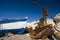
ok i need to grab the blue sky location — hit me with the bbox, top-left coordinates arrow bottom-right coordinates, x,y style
0,0 -> 60,22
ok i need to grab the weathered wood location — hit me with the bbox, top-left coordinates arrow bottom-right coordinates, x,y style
28,25 -> 52,39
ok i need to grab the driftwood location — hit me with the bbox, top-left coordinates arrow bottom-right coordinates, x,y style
52,26 -> 60,40
27,4 -> 54,39
27,8 -> 53,39
28,25 -> 52,39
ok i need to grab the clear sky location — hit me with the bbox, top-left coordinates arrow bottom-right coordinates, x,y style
0,0 -> 60,22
